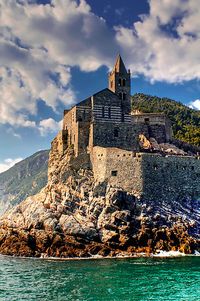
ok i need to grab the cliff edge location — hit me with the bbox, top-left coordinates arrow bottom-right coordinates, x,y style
0,134 -> 199,258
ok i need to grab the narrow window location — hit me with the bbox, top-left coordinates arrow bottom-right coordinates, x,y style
83,109 -> 86,120
102,106 -> 105,118
123,79 -> 126,86
119,92 -> 122,100
121,113 -> 125,122
145,118 -> 149,124
114,128 -> 119,138
108,107 -> 111,119
123,93 -> 126,100
111,170 -> 118,176
118,78 -> 122,86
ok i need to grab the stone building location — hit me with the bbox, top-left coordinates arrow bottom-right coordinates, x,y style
62,55 -> 172,156
55,55 -> 200,203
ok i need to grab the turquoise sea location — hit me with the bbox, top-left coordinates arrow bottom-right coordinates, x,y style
0,255 -> 199,301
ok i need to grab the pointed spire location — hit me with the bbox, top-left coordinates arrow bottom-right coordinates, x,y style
113,54 -> 127,74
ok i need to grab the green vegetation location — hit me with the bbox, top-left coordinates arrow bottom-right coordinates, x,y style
132,93 -> 200,147
0,150 -> 49,207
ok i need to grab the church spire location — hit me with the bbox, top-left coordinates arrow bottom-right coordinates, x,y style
108,55 -> 131,114
113,54 -> 128,74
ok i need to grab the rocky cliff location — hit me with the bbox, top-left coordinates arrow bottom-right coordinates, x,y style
0,135 -> 199,258
0,150 -> 49,216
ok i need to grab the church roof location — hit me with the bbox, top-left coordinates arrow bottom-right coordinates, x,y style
75,88 -> 117,108
93,88 -> 117,97
113,54 -> 127,74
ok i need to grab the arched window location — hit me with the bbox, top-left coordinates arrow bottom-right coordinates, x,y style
118,78 -> 122,86
123,79 -> 126,86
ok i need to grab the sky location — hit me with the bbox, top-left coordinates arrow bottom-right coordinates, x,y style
0,0 -> 200,172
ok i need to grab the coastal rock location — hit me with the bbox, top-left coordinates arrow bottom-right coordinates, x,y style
0,145 -> 199,258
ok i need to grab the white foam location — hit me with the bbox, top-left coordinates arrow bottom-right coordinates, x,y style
153,250 -> 186,257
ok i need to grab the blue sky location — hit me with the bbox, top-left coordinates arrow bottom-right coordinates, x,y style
0,0 -> 200,172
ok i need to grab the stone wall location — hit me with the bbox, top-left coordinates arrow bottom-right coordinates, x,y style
132,113 -> 166,125
108,70 -> 131,114
141,153 -> 200,203
92,89 -> 131,123
92,148 -> 200,204
77,121 -> 90,154
147,124 -> 168,143
61,88 -> 173,157
91,147 -> 143,195
50,130 -> 68,156
90,122 -> 140,151
132,113 -> 172,143
63,107 -> 90,156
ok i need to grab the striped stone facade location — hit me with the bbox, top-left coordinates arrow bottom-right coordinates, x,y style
61,56 -> 172,157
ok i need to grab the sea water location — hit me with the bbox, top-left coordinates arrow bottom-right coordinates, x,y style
0,255 -> 199,301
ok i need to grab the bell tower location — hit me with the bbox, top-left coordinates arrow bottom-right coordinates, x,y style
109,55 -> 131,114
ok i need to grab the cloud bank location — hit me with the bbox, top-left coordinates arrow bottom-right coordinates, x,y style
116,0 -> 200,83
0,0 -> 200,132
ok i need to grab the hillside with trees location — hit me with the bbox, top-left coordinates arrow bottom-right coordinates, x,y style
0,150 -> 49,215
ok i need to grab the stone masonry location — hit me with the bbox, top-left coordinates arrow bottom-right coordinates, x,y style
52,55 -> 200,204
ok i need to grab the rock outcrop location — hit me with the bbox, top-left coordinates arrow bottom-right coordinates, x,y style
0,135 -> 199,258
139,134 -> 189,155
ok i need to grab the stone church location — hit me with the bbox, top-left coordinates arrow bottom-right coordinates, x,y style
62,55 -> 172,156
53,55 -> 200,203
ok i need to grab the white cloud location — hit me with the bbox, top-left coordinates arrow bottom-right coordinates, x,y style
0,66 -> 36,127
0,157 -> 23,173
38,118 -> 62,136
1,0 -> 116,69
0,0 -> 117,128
189,99 -> 200,110
115,0 -> 200,83
1,0 -> 200,133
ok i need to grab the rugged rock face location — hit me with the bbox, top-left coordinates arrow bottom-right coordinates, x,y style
0,136 -> 199,258
0,150 -> 49,216
139,134 -> 194,156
